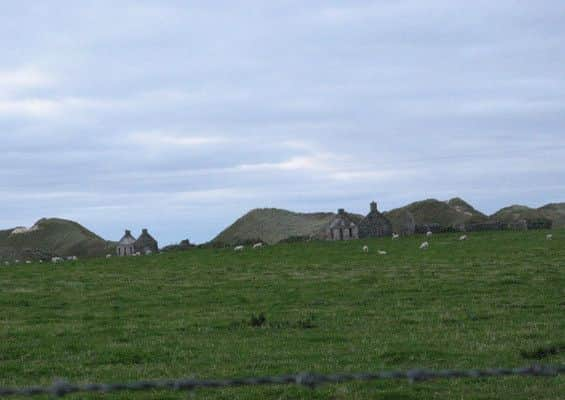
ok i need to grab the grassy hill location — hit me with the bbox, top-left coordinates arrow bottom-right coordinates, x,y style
1,230 -> 563,399
212,208 -> 340,245
489,205 -> 549,225
385,198 -> 487,229
536,203 -> 565,228
0,218 -> 112,261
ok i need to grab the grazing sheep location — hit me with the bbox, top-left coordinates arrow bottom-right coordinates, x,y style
426,231 -> 433,237
14,260 -> 20,264
105,254 -> 112,259
51,257 -> 63,263
25,260 -> 31,264
362,245 -> 369,253
4,261 -> 9,266
234,245 -> 244,251
378,250 -> 387,255
392,233 -> 400,240
253,242 -> 263,249
459,235 -> 467,241
546,234 -> 553,240
420,241 -> 429,250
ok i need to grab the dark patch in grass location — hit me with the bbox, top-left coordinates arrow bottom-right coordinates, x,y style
229,313 -> 317,330
249,312 -> 266,327
520,344 -> 564,360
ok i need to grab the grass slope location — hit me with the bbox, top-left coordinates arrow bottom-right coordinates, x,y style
538,203 -> 565,228
386,198 -> 486,228
212,208 -> 337,245
490,205 -> 546,224
0,218 -> 112,260
1,230 -> 563,399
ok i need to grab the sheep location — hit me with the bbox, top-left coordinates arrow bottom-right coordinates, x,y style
51,257 -> 63,263
546,234 -> 553,240
378,250 -> 387,255
459,235 -> 467,241
426,231 -> 433,237
105,254 -> 112,259
14,259 -> 20,264
234,245 -> 244,251
4,261 -> 9,266
392,233 -> 400,240
25,260 -> 31,264
420,241 -> 429,250
362,245 -> 369,253
253,242 -> 263,249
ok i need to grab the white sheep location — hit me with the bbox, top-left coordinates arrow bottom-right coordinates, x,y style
106,254 -> 112,259
392,233 -> 400,240
25,260 -> 31,264
234,245 -> 244,251
426,231 -> 433,237
459,235 -> 467,241
546,234 -> 553,240
253,242 -> 263,249
4,261 -> 9,266
420,241 -> 429,250
378,250 -> 387,255
51,257 -> 63,263
362,245 -> 369,253
14,259 -> 20,264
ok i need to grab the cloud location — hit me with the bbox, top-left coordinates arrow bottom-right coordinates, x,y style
126,131 -> 230,147
0,1 -> 564,243
0,66 -> 53,91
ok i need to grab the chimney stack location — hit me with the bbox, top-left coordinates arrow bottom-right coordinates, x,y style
142,228 -> 148,234
125,229 -> 131,236
370,201 -> 378,212
338,208 -> 345,215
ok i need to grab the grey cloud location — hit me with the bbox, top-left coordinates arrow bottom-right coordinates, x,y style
0,0 -> 564,243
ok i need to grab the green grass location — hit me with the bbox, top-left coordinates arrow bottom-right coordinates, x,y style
1,230 -> 564,399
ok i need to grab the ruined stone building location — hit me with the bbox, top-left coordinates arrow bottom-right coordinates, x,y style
327,209 -> 359,240
116,230 -> 136,256
116,228 -> 159,256
358,201 -> 393,238
134,228 -> 159,255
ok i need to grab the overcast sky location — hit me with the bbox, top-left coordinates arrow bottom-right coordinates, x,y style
1,1 -> 564,244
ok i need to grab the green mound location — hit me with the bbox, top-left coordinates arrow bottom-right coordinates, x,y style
212,208 -> 337,245
490,205 -> 545,223
537,203 -> 565,228
385,198 -> 486,229
0,218 -> 112,261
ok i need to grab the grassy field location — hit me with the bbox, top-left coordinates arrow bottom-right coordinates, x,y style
0,230 -> 563,399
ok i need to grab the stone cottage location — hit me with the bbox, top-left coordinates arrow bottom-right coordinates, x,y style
327,209 -> 359,240
117,230 -> 136,256
358,201 -> 393,238
134,228 -> 159,255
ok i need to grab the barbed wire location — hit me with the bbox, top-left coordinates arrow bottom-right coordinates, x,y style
0,364 -> 563,398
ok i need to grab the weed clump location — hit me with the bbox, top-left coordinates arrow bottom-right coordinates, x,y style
249,313 -> 266,327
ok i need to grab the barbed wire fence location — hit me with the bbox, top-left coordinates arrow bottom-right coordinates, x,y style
0,364 -> 563,398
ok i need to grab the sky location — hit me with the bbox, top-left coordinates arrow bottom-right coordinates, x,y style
1,0 -> 564,245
